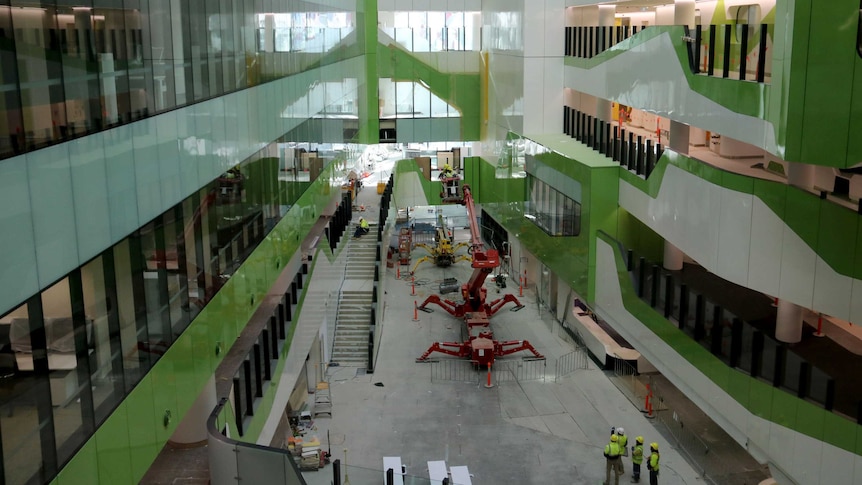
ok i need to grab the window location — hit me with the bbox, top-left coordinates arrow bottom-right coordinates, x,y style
525,176 -> 581,237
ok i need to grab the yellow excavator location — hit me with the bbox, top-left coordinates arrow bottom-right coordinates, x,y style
411,215 -> 471,274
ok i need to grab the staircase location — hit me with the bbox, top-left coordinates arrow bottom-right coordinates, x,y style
330,234 -> 377,367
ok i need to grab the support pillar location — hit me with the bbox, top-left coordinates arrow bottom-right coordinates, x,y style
775,299 -> 803,344
595,5 -> 615,123
674,0 -> 697,28
669,120 -> 690,155
663,241 -> 684,271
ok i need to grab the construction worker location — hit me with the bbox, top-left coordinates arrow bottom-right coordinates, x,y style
439,163 -> 454,179
647,442 -> 660,485
354,217 -> 369,238
604,433 -> 624,485
630,436 -> 644,483
616,427 -> 628,457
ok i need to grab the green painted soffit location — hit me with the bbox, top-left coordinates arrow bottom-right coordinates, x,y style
625,149 -> 862,280
378,43 -> 481,141
596,230 -> 862,457
564,26 -> 769,120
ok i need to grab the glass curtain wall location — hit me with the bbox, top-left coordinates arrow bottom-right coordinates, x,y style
379,10 -> 480,52
0,2 -> 355,161
0,138 -> 306,485
525,175 -> 581,237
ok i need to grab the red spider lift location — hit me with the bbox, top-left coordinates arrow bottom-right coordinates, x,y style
416,183 -> 544,367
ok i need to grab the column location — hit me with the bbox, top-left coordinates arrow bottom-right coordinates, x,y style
595,5 -> 615,122
663,241 -> 684,271
263,13 -> 275,53
669,120 -> 690,155
775,299 -> 803,343
674,0 -> 697,27
787,162 -> 815,191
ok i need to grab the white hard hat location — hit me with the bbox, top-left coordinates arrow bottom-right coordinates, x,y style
617,427 -> 625,435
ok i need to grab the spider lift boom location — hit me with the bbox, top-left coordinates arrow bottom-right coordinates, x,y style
416,183 -> 544,367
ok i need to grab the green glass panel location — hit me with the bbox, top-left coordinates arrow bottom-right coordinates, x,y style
770,388 -> 798,428
726,369 -> 751,408
795,400 -> 825,441
95,401 -> 133,484
56,438 -> 99,485
783,186 -> 821,249
822,412 -> 857,453
125,376 -> 159,480
816,202 -> 859,275
749,382 -> 774,420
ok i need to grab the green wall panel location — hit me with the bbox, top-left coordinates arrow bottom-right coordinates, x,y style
748,381 -> 774,420
782,187 -> 821,248
721,170 -> 754,194
57,439 -> 98,485
125,376 -> 159,480
846,52 -> 862,164
816,202 -> 859,273
770,389 -> 798,429
95,401 -> 133,484
150,357 -> 180,444
822,412 -> 857,453
169,331 -> 197,419
799,0 -> 854,165
795,400 -> 825,441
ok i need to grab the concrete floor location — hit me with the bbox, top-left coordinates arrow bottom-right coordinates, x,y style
300,241 -> 705,485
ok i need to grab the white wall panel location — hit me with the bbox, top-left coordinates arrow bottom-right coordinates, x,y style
0,157 -> 39,314
854,453 -> 862,484
28,144 -> 80,286
130,121 -> 161,225
778,225 -> 816,308
714,190 -> 753,284
523,0 -> 543,57
542,58 -> 564,134
812,257 -> 852,321
819,445 -> 854,485
747,198 -> 783,296
564,33 -> 778,155
544,0 -> 565,57
68,134 -> 110,265
622,164 -> 861,321
522,57 -> 544,131
786,428 -> 822,483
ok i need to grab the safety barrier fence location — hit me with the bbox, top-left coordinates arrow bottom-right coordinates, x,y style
564,24 -> 772,84
554,349 -> 590,382
563,106 -> 663,179
683,24 -> 772,83
564,25 -> 647,58
208,398 -> 307,485
429,348 -> 588,384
